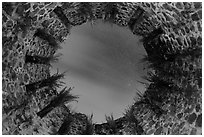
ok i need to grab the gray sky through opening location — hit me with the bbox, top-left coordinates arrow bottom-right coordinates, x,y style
51,20 -> 148,123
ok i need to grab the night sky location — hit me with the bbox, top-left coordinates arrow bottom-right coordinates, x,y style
51,20 -> 149,123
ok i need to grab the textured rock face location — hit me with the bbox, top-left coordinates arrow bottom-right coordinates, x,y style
2,2 -> 202,135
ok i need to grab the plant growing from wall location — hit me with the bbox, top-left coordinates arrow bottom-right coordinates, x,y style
143,36 -> 201,76
105,114 -> 118,134
166,46 -> 202,62
77,2 -> 94,21
82,114 -> 94,135
142,35 -> 174,68
25,52 -> 62,65
144,44 -> 201,93
143,71 -> 174,90
25,71 -> 65,95
2,2 -> 202,135
140,72 -> 178,113
135,89 -> 167,118
142,26 -> 164,44
37,87 -> 78,118
53,6 -> 73,29
57,114 -> 74,135
141,53 -> 167,75
128,6 -> 145,32
103,2 -> 119,24
144,48 -> 201,102
124,105 -> 144,135
33,28 -> 60,50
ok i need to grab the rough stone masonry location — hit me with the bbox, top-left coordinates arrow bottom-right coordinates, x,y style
2,2 -> 202,135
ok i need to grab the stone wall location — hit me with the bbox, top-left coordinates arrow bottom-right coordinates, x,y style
2,2 -> 202,135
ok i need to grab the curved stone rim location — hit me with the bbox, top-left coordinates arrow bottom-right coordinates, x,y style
2,2 -> 202,135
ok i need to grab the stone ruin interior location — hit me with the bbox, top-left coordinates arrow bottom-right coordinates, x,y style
2,2 -> 202,135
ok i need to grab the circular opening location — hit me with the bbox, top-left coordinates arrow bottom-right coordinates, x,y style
51,20 -> 149,123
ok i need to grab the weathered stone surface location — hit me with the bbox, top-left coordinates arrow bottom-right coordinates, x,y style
197,10 -> 202,19
191,12 -> 200,21
154,127 -> 163,135
175,2 -> 183,10
148,120 -> 155,127
178,122 -> 185,129
2,2 -> 202,135
184,106 -> 194,114
195,114 -> 202,127
177,113 -> 183,119
195,104 -> 200,112
188,113 -> 197,124
147,129 -> 155,135
193,2 -> 201,9
190,128 -> 197,135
